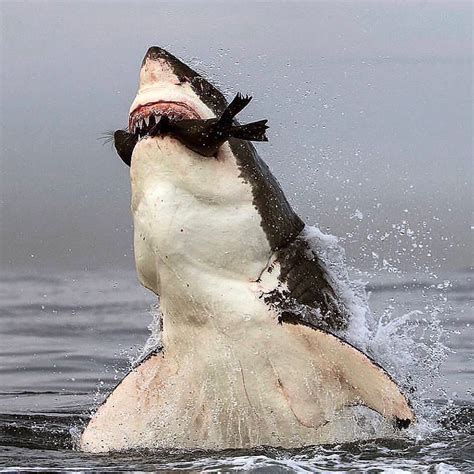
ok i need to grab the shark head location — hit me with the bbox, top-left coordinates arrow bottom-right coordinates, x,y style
113,47 -> 231,166
129,47 -> 228,137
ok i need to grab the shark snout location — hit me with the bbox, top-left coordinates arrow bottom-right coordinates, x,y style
139,46 -> 199,90
142,46 -> 175,64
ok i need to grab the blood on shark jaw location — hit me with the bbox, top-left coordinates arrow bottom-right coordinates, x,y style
129,101 -> 201,139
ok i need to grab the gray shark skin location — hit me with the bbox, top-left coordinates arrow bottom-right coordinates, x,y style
81,47 -> 415,453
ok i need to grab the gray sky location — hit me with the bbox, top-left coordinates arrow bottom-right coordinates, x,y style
1,1 -> 472,273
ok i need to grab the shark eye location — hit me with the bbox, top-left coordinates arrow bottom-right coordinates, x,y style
177,76 -> 191,85
192,77 -> 207,92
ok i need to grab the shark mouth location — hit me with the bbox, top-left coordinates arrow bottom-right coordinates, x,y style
129,101 -> 201,137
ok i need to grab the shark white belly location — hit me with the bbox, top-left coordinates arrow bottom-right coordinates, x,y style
80,47 -> 415,453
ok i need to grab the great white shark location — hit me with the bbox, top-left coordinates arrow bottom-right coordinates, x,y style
80,47 -> 415,452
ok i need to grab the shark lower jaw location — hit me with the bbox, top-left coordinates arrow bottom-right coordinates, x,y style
129,101 -> 201,136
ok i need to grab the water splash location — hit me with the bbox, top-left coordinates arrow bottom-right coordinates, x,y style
302,224 -> 451,431
134,303 -> 163,365
303,225 -> 373,346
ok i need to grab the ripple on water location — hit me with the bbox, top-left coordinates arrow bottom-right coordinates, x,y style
0,398 -> 472,471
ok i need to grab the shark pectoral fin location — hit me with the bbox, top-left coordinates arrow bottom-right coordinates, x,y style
276,323 -> 415,432
312,328 -> 416,428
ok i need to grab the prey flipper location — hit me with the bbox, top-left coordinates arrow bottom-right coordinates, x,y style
220,93 -> 252,123
231,120 -> 268,142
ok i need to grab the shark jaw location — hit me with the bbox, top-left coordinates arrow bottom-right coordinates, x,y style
129,101 -> 200,137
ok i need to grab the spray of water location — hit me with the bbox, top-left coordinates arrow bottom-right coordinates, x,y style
302,224 -> 452,439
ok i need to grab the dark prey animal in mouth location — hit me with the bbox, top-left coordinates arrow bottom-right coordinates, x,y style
114,93 -> 269,165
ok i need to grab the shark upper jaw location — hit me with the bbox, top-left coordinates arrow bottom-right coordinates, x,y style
128,86 -> 212,139
129,101 -> 201,137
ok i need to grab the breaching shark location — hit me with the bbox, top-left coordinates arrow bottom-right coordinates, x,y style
80,47 -> 415,453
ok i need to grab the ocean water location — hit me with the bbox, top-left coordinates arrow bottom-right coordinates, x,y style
0,267 -> 472,471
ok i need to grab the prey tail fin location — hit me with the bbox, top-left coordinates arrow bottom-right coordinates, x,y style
220,93 -> 252,123
230,120 -> 269,142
